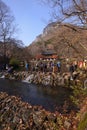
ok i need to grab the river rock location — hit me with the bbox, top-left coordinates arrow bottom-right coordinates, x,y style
64,120 -> 71,129
0,92 -> 86,130
33,111 -> 46,126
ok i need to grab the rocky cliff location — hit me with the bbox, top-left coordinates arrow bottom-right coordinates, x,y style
28,22 -> 87,59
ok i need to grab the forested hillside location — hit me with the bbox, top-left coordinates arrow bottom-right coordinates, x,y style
28,22 -> 87,59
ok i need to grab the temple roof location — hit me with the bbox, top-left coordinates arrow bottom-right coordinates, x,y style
41,49 -> 57,55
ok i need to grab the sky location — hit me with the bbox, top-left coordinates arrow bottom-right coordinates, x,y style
2,0 -> 51,46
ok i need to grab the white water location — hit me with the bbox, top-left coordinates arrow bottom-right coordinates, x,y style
22,74 -> 34,83
0,75 -> 5,78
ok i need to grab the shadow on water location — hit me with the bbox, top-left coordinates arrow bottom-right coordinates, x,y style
0,78 -> 72,112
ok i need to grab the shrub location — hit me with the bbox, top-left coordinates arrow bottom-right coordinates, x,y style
9,58 -> 20,70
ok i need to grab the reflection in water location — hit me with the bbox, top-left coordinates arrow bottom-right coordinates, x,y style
0,78 -> 72,112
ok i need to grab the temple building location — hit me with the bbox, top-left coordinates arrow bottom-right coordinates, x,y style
36,49 -> 58,60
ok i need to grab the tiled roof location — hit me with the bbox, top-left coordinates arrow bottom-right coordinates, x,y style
41,49 -> 56,55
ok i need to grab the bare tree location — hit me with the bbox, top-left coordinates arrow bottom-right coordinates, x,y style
39,0 -> 87,59
41,0 -> 87,28
0,0 -> 17,67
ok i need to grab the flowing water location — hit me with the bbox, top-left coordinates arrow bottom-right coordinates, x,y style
0,78 -> 72,112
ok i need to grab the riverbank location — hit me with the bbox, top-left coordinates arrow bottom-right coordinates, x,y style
0,92 -> 87,130
1,69 -> 87,88
0,92 -> 84,130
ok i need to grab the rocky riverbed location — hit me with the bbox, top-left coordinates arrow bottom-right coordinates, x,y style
1,69 -> 87,88
0,92 -> 87,130
0,92 -> 83,130
0,69 -> 87,129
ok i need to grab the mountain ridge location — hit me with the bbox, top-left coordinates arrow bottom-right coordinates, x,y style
27,22 -> 87,59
